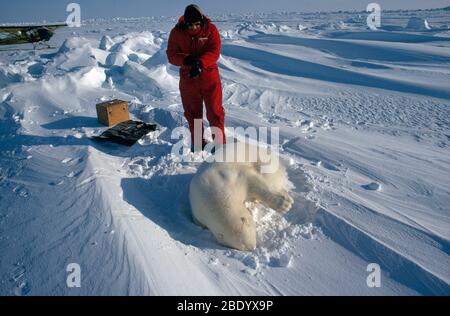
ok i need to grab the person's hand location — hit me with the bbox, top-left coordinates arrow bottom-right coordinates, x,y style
189,60 -> 202,78
184,55 -> 197,66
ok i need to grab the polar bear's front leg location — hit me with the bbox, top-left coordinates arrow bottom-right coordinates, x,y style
247,176 -> 294,213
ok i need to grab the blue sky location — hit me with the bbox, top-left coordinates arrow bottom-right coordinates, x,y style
1,0 -> 449,23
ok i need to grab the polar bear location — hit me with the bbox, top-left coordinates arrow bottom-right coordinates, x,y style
189,142 -> 294,251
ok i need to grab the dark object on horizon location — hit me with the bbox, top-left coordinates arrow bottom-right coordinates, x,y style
92,120 -> 158,146
0,23 -> 67,48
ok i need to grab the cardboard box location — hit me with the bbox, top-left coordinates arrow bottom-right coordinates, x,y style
96,99 -> 129,126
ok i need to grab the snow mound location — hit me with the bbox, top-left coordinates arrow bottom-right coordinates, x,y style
99,35 -> 115,50
53,37 -> 109,69
105,52 -> 129,67
107,31 -> 163,63
236,21 -> 297,35
313,21 -> 348,31
221,30 -> 236,40
0,67 -> 23,89
406,17 -> 432,31
142,44 -> 169,68
297,24 -> 308,31
74,66 -> 106,88
126,61 -> 176,91
39,66 -> 106,93
106,60 -> 177,100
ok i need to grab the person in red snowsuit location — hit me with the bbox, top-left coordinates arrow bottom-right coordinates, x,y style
166,4 -> 226,151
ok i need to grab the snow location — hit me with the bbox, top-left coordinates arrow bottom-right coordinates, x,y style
406,17 -> 432,31
0,9 -> 449,295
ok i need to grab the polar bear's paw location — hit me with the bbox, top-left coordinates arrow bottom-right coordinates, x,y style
266,190 -> 294,213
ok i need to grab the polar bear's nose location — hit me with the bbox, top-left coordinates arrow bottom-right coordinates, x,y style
241,244 -> 256,251
240,239 -> 256,251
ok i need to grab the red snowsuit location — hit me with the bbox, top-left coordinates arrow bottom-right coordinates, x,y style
166,16 -> 225,145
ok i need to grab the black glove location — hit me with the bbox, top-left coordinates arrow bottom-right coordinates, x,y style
183,55 -> 197,66
189,60 -> 202,78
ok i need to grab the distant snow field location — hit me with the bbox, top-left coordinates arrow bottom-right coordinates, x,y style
0,9 -> 449,295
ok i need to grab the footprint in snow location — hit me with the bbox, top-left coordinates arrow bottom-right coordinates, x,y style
313,160 -> 340,171
362,182 -> 381,191
49,179 -> 64,186
61,158 -> 73,164
10,264 -> 30,296
12,185 -> 29,197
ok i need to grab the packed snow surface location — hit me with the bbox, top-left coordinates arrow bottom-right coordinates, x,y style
0,9 -> 449,295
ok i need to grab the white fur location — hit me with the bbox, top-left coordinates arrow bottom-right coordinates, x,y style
189,142 -> 294,251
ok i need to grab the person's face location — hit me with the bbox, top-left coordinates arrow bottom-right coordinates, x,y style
188,21 -> 202,33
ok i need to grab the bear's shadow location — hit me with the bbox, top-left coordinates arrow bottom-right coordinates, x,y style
121,174 -> 225,250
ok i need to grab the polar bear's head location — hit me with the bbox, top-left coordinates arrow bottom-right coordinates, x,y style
215,213 -> 256,251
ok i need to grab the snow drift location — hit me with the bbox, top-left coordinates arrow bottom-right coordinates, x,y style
406,17 -> 432,31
